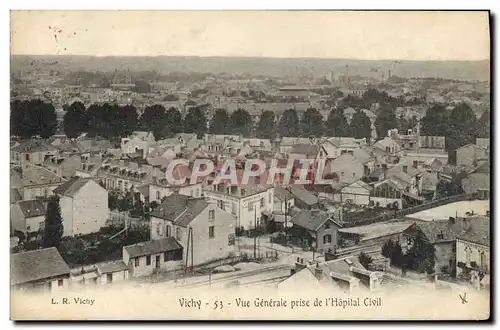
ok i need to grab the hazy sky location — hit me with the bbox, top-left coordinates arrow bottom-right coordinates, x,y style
11,11 -> 490,60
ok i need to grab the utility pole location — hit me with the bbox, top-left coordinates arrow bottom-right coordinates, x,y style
253,207 -> 257,260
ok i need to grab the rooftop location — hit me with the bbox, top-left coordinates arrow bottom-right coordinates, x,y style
124,237 -> 182,259
11,247 -> 70,286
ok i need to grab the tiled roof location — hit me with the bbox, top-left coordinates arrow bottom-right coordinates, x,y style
407,220 -> 465,243
457,216 -> 490,247
17,199 -> 46,218
291,209 -> 332,231
11,140 -> 57,153
289,185 -> 318,206
151,193 -> 208,227
21,167 -> 66,186
124,237 -> 182,259
96,260 -> 129,274
53,177 -> 92,197
11,247 -> 70,286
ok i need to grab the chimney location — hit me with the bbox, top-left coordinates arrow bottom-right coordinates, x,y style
314,265 -> 323,280
294,257 -> 307,272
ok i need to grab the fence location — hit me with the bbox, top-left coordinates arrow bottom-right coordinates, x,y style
107,211 -> 150,230
341,193 -> 476,228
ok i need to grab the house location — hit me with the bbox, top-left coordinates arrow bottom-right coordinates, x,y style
10,188 -> 22,204
317,137 -> 364,160
96,260 -> 130,285
326,153 -> 365,183
402,219 -> 466,275
280,257 -> 386,293
11,140 -> 59,168
456,216 -> 490,289
123,237 -> 184,278
203,183 -> 274,230
43,154 -> 82,179
16,167 -> 66,200
338,220 -> 414,250
11,247 -> 71,292
289,209 -> 342,253
476,138 -> 490,151
121,131 -> 156,158
98,160 -> 153,194
331,180 -> 372,206
10,199 -> 46,241
288,144 -> 319,161
54,177 -> 108,237
352,147 -> 376,175
288,185 -> 318,210
373,137 -> 401,155
461,164 -> 490,199
456,144 -> 488,168
273,186 -> 295,214
150,194 -> 236,267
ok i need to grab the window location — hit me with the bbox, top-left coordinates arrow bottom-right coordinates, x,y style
134,258 -> 139,267
228,234 -> 235,246
385,147 -> 390,153
260,198 -> 265,208
156,191 -> 161,201
58,279 -> 64,287
218,200 -> 224,209
26,225 -> 31,232
323,234 -> 332,244
209,226 -> 215,239
241,189 -> 246,196
324,222 -> 330,230
166,225 -> 171,237
146,255 -> 151,266
176,228 -> 182,240
25,153 -> 30,161
156,223 -> 162,236
107,274 -> 113,284
465,247 -> 471,264
209,210 -> 215,220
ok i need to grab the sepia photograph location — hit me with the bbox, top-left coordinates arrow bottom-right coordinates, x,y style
9,10 -> 491,321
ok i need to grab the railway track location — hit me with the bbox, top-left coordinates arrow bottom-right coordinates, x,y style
175,264 -> 292,289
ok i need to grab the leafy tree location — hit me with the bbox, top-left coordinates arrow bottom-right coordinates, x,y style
209,108 -> 230,135
115,105 -> 138,137
42,195 -> 64,248
349,110 -> 372,141
421,104 -> 449,136
11,100 -> 58,139
381,239 -> 395,258
256,110 -> 276,139
326,108 -> 350,137
230,108 -> 253,137
447,103 -> 477,155
403,232 -> 435,274
476,110 -> 490,139
183,106 -> 207,138
163,107 -> 184,138
391,241 -> 404,267
277,109 -> 300,137
358,252 -> 373,269
108,192 -> 120,210
36,100 -> 58,138
375,105 -> 398,139
85,103 -> 105,138
141,104 -> 166,140
300,108 -> 325,138
63,101 -> 87,139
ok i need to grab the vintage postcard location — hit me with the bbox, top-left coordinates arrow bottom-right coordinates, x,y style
10,10 -> 490,320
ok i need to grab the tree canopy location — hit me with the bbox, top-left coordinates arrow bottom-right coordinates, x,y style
300,108 -> 325,138
277,109 -> 300,137
42,195 -> 64,248
256,110 -> 276,139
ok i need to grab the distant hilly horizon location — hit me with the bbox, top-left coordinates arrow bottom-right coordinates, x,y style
11,55 -> 490,82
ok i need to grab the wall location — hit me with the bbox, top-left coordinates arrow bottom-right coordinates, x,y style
316,220 -> 338,253
70,180 -> 108,236
434,241 -> 455,274
457,146 -> 487,167
23,184 -> 60,200
274,198 -> 295,214
340,186 -> 370,206
10,204 -> 26,234
370,197 -> 403,209
99,270 -> 129,285
127,254 -> 183,278
185,203 -> 236,266
456,239 -> 490,275
59,196 -> 74,237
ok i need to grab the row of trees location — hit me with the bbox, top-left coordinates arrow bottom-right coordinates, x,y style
421,103 -> 490,153
381,238 -> 436,274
